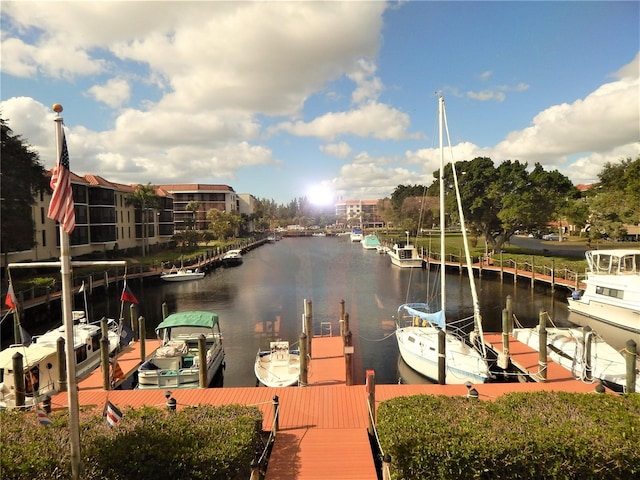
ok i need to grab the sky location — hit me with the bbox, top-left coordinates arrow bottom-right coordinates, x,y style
1,1 -> 638,206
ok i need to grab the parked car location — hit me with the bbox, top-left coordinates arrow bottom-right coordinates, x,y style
542,233 -> 567,241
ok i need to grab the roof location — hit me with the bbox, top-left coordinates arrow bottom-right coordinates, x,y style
155,311 -> 220,331
158,184 -> 236,193
0,344 -> 58,370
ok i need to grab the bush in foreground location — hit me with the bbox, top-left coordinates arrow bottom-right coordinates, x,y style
1,404 -> 263,480
377,391 -> 640,480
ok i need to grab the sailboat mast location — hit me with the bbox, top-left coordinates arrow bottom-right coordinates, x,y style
438,96 -> 446,311
442,99 -> 487,357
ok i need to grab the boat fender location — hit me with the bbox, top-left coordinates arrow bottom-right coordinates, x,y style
571,290 -> 583,300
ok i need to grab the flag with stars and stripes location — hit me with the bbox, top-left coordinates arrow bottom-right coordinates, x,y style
47,130 -> 76,234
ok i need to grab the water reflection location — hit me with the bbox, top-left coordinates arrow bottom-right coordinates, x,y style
52,237 -> 639,387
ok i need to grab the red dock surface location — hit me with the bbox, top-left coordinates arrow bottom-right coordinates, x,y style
50,333 -> 608,479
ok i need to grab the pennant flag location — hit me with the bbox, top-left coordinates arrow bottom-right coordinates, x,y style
47,129 -> 76,234
119,322 -> 135,347
105,401 -> 122,428
112,361 -> 125,382
5,283 -> 16,310
20,325 -> 32,347
78,281 -> 85,293
120,281 -> 138,304
37,407 -> 53,426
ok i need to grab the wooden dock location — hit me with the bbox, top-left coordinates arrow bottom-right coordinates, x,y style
48,332 -> 609,479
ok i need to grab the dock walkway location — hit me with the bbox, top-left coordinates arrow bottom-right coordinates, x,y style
50,334 -> 606,479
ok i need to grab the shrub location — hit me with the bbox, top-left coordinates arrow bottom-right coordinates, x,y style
377,392 -> 640,480
1,404 -> 263,480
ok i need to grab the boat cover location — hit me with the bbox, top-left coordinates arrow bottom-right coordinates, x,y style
0,344 -> 57,370
155,311 -> 219,332
399,303 -> 446,329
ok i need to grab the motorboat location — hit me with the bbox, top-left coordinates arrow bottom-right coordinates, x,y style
137,311 -> 225,389
349,228 -> 363,242
362,234 -> 382,250
567,249 -> 640,334
0,311 -> 121,409
160,266 -> 205,282
376,245 -> 389,254
221,249 -> 243,267
388,231 -> 423,268
512,325 -> 639,393
395,96 -> 492,385
254,341 -> 300,387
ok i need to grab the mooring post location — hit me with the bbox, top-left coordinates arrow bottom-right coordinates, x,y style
345,330 -> 353,386
538,310 -> 547,382
42,395 -> 52,413
366,369 -> 376,436
438,328 -> 446,385
56,337 -> 66,391
340,299 -> 345,322
382,454 -> 392,480
138,316 -> 146,362
551,259 -> 556,293
583,326 -> 593,382
299,331 -> 308,387
198,334 -> 207,388
162,302 -> 168,320
273,395 -> 280,432
625,340 -> 637,393
100,336 -> 110,390
506,295 -> 513,333
12,353 -> 26,408
129,304 -> 137,340
498,308 -> 510,369
343,312 -> 350,345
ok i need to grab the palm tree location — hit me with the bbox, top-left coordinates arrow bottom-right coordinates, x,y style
125,183 -> 159,256
185,200 -> 201,230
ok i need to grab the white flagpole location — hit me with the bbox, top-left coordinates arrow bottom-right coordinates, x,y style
53,105 -> 82,479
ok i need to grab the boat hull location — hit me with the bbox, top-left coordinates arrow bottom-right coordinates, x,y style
512,327 -> 639,392
395,325 -> 489,385
161,272 -> 205,282
568,296 -> 640,335
254,342 -> 300,387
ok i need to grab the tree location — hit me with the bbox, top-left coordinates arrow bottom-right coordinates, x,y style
185,200 -> 201,230
1,119 -> 49,262
206,208 -> 241,240
125,183 -> 159,256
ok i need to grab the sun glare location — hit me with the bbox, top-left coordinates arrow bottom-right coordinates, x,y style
306,184 -> 334,206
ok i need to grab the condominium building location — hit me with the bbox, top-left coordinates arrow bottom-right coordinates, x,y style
334,199 -> 385,228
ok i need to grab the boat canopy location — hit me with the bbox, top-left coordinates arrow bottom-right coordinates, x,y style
0,344 -> 57,370
586,249 -> 640,274
399,303 -> 446,329
155,311 -> 219,333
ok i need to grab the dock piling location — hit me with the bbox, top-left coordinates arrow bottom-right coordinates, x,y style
299,332 -> 308,387
138,316 -> 146,362
537,310 -> 548,382
56,337 -> 66,391
345,330 -> 353,386
11,353 -> 25,408
198,334 -> 207,388
273,395 -> 279,432
366,370 -> 376,436
498,308 -> 510,369
437,328 -> 446,385
625,340 -> 637,393
100,336 -> 110,390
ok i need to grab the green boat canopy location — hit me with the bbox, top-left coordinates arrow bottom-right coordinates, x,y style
155,311 -> 219,332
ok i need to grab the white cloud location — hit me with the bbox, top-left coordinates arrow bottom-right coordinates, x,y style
87,78 -> 131,108
320,142 -> 352,159
275,102 -> 419,141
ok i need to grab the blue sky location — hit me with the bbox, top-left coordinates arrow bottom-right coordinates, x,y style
1,1 -> 638,206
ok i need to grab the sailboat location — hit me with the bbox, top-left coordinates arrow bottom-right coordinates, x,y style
395,96 -> 492,385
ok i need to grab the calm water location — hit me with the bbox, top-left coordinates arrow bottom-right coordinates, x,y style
28,237 -> 637,386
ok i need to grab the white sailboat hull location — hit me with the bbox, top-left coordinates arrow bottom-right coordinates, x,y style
396,325 -> 490,385
512,326 -> 639,392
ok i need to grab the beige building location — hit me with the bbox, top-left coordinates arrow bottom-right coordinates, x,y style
158,184 -> 240,232
2,173 -> 174,268
334,199 -> 385,228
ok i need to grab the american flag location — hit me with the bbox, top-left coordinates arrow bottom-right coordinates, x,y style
47,130 -> 76,233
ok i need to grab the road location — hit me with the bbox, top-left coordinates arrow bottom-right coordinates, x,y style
507,235 -> 587,259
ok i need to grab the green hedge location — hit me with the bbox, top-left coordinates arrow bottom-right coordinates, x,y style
1,404 -> 263,480
377,392 -> 640,480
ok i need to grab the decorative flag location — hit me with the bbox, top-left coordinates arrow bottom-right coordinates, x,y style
120,281 -> 138,304
105,400 -> 122,428
47,130 -> 76,234
118,322 -> 135,347
37,407 -> 53,426
20,326 -> 32,347
5,283 -> 16,310
112,361 -> 125,382
78,281 -> 85,293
